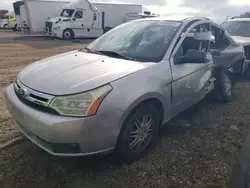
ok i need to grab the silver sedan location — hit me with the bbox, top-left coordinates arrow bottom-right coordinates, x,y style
4,16 -> 245,161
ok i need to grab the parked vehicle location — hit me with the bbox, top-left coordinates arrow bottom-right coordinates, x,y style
13,1 -> 25,32
228,132 -> 250,188
8,16 -> 21,31
0,14 -> 14,29
221,17 -> 250,74
13,0 -> 70,34
4,17 -> 245,161
44,0 -> 142,39
125,11 -> 159,22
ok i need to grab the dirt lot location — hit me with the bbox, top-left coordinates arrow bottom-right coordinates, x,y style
0,30 -> 250,188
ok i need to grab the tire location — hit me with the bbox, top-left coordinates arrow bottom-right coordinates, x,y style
4,24 -> 7,29
213,69 -> 233,102
62,29 -> 74,40
230,60 -> 245,84
116,102 -> 160,161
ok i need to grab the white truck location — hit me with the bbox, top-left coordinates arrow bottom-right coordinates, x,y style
125,11 -> 159,22
0,13 -> 15,29
13,0 -> 69,34
44,0 -> 143,40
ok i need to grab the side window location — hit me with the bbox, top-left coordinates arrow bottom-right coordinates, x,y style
74,11 -> 83,19
175,23 -> 210,58
211,26 -> 231,50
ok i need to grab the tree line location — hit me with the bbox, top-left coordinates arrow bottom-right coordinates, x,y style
239,12 -> 250,18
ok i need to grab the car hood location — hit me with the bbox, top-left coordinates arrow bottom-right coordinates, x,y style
18,50 -> 151,95
232,36 -> 250,46
48,16 -> 70,23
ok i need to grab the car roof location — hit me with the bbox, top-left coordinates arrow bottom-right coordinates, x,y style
133,16 -> 210,23
227,18 -> 250,22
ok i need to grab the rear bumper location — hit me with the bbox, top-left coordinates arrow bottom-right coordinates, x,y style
243,60 -> 250,74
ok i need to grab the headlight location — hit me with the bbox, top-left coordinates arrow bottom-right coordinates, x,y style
49,84 -> 112,117
53,26 -> 60,30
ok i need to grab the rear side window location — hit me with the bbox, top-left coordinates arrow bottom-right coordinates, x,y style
211,26 -> 231,50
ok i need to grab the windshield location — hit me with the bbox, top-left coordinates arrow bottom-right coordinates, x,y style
87,20 -> 182,62
222,20 -> 250,37
60,9 -> 75,18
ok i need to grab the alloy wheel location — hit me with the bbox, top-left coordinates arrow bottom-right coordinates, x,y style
128,115 -> 154,153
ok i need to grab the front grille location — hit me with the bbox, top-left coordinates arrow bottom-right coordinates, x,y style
15,89 -> 59,115
15,83 -> 48,102
244,46 -> 250,60
45,21 -> 52,32
14,81 -> 59,115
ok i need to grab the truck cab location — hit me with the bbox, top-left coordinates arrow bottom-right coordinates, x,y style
44,0 -> 142,40
44,0 -> 102,39
44,7 -> 102,40
0,14 -> 14,29
8,17 -> 17,31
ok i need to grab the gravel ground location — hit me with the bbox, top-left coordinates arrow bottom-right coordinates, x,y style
0,30 -> 250,188
0,30 -> 86,144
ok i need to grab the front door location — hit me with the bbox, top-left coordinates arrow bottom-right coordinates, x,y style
170,22 -> 213,116
72,10 -> 84,37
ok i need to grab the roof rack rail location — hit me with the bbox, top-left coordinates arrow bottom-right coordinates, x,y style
231,16 -> 240,19
182,16 -> 210,21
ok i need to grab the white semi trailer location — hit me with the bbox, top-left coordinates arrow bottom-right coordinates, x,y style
44,0 -> 143,39
13,0 -> 70,33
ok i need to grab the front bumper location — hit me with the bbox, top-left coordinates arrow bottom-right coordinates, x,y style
4,84 -> 123,156
43,27 -> 61,38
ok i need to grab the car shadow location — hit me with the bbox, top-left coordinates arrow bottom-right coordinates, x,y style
0,93 -> 224,188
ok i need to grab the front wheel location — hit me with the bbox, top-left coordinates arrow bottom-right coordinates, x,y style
4,24 -> 7,29
116,103 -> 160,161
62,29 -> 74,40
213,69 -> 233,102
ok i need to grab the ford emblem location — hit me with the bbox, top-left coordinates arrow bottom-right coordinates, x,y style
18,87 -> 28,97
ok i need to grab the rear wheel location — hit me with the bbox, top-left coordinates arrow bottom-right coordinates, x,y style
116,103 -> 160,161
213,69 -> 233,102
12,25 -> 16,31
62,29 -> 74,40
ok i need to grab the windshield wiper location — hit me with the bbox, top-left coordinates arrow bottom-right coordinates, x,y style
79,49 -> 135,61
97,50 -> 134,61
79,47 -> 104,55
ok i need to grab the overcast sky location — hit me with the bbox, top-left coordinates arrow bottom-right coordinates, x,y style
1,0 -> 250,23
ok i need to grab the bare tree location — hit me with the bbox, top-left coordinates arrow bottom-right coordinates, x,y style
0,10 -> 8,19
240,12 -> 250,18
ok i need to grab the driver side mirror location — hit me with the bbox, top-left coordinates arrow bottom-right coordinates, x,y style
175,49 -> 207,64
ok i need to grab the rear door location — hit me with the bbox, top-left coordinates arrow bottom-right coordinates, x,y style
210,24 -> 239,69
